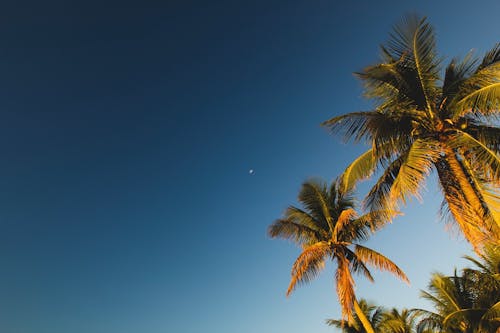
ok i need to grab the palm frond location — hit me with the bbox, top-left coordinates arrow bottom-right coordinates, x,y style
477,43 -> 500,71
284,206 -> 328,235
389,139 -> 440,205
354,244 -> 409,283
298,180 -> 333,231
268,218 -> 322,246
452,63 -> 500,118
322,111 -> 384,143
333,208 -> 358,242
466,122 -> 500,154
437,149 -> 500,248
385,14 -> 440,114
448,130 -> 500,181
287,241 -> 331,296
345,247 -> 375,283
340,149 -> 377,193
353,209 -> 401,234
441,52 -> 478,115
363,153 -> 406,214
481,301 -> 500,324
336,255 -> 357,321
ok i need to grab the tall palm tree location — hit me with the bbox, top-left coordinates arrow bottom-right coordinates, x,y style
326,299 -> 385,333
322,15 -> 500,251
268,178 -> 409,333
415,245 -> 500,333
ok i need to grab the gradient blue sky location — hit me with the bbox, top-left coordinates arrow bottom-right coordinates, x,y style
0,1 -> 498,332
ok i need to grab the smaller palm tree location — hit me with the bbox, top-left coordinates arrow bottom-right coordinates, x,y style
379,308 -> 420,333
415,245 -> 500,333
268,178 -> 409,333
326,299 -> 385,333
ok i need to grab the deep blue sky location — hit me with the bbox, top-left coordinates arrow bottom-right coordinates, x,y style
0,1 -> 498,332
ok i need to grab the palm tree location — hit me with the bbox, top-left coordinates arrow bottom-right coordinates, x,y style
379,308 -> 419,333
415,245 -> 500,333
326,299 -> 385,333
268,178 -> 409,333
322,15 -> 500,251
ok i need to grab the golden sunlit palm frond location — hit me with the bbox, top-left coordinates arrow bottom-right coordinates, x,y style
448,130 -> 500,181
354,210 -> 401,233
436,158 -> 493,250
389,139 -> 440,206
444,148 -> 500,242
333,208 -> 358,242
345,247 -> 375,283
287,241 -> 331,296
354,244 -> 409,284
336,255 -> 357,321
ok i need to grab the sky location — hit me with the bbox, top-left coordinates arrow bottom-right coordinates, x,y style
0,1 -> 498,332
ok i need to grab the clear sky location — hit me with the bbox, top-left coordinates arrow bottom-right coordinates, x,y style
0,1 -> 498,332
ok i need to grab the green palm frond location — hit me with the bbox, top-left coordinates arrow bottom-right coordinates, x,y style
464,243 -> 500,275
452,63 -> 500,118
340,149 -> 377,193
268,218 -> 322,246
297,180 -> 333,231
480,301 -> 500,325
322,111 -> 384,143
477,43 -> 500,72
283,206 -> 328,235
415,312 -> 444,333
327,299 -> 384,333
355,61 -> 414,109
384,14 -> 440,113
441,52 -> 478,115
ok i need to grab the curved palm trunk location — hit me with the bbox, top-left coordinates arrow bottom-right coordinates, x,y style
353,298 -> 375,333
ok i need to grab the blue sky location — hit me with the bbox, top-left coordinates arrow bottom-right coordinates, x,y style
0,1 -> 498,332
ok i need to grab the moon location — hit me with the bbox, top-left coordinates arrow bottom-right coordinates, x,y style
249,169 -> 255,175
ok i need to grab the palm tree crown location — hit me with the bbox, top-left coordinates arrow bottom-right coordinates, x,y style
416,245 -> 500,333
322,15 -> 500,250
268,178 -> 409,322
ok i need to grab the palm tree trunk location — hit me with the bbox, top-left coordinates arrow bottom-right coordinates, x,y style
353,298 -> 375,333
